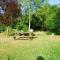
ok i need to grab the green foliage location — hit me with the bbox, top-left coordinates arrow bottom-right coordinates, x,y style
31,5 -> 60,34
16,16 -> 29,32
0,16 -> 3,20
44,5 -> 56,31
5,26 -> 15,36
31,14 -> 43,30
53,8 -> 60,34
0,2 -> 60,35
0,24 -> 5,33
44,5 -> 60,34
22,25 -> 28,32
30,5 -> 47,30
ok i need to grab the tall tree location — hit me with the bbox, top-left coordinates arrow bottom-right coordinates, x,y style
19,0 -> 45,15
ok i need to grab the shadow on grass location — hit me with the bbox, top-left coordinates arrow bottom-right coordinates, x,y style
37,56 -> 45,60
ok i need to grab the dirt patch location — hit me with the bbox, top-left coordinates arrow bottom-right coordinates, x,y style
48,35 -> 60,41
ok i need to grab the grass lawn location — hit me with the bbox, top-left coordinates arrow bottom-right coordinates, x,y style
0,31 -> 60,60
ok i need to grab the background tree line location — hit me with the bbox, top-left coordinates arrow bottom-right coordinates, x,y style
0,0 -> 60,35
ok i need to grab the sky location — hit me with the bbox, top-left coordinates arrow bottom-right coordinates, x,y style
48,0 -> 60,5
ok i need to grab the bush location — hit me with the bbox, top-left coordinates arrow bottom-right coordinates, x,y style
22,25 -> 28,32
16,21 -> 28,32
15,16 -> 29,32
5,26 -> 15,36
0,24 -> 5,33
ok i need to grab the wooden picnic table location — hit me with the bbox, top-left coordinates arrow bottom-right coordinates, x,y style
13,32 -> 36,40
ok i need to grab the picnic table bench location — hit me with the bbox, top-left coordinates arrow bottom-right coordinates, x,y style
13,32 -> 37,40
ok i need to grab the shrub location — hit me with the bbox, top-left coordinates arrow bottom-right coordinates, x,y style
5,26 -> 15,36
15,16 -> 29,32
0,24 -> 5,33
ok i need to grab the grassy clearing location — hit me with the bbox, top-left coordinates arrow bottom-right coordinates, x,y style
0,32 -> 60,60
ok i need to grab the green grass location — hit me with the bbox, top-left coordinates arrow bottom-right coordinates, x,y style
0,32 -> 60,60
